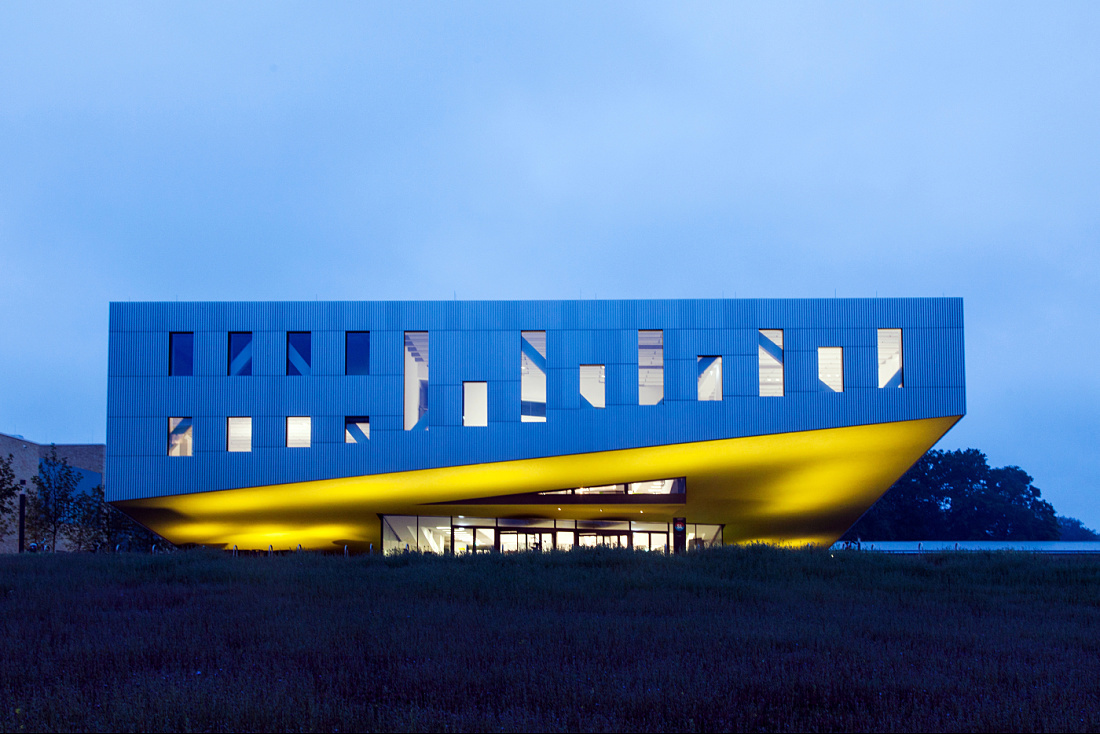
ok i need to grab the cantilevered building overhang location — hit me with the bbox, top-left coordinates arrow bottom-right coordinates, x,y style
106,298 -> 965,552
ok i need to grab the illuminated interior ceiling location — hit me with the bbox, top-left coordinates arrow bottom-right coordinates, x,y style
114,415 -> 960,551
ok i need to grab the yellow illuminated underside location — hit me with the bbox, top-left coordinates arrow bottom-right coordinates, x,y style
114,416 -> 960,551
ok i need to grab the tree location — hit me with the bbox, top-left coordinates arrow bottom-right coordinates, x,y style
28,446 -> 80,550
1057,516 -> 1100,541
0,453 -> 18,542
842,449 -> 1061,541
67,483 -> 108,551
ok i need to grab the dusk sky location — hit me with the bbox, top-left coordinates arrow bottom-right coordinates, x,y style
1,3 -> 1097,527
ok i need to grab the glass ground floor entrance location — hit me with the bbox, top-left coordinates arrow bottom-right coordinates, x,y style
382,515 -> 723,555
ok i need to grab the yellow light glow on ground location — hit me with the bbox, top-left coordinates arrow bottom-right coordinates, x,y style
114,416 -> 960,551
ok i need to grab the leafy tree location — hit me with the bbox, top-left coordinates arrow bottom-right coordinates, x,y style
842,449 -> 1060,541
0,453 -> 18,542
28,446 -> 80,550
1057,516 -> 1100,541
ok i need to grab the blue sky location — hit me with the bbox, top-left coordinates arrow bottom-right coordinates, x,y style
1,2 -> 1097,527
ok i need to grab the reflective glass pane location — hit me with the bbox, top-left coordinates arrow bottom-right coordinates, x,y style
579,364 -> 605,408
344,416 -> 370,443
818,347 -> 844,392
453,527 -> 474,554
878,329 -> 903,388
474,528 -> 495,552
463,381 -> 488,427
228,332 -> 252,376
418,517 -> 452,554
521,331 -> 547,422
346,332 -> 370,376
169,332 -> 193,376
759,329 -> 783,396
697,356 -> 723,401
638,330 -> 663,405
404,332 -> 429,430
287,332 -> 311,376
226,417 -> 252,452
286,416 -> 311,448
167,417 -> 192,457
382,515 -> 418,554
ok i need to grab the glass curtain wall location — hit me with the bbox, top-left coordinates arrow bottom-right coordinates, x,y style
404,332 -> 429,430
520,331 -> 547,422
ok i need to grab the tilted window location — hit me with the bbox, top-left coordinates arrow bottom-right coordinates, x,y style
228,332 -> 252,376
286,332 -> 311,376
346,332 -> 370,376
463,382 -> 488,427
878,329 -> 903,388
698,356 -> 723,401
818,347 -> 844,392
758,329 -> 783,396
404,332 -> 429,430
169,332 -> 193,376
167,417 -> 192,456
580,365 -> 605,408
638,330 -> 663,405
227,417 -> 252,452
345,416 -> 370,443
521,331 -> 546,422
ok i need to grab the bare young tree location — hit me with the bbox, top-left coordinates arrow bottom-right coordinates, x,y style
29,446 -> 79,551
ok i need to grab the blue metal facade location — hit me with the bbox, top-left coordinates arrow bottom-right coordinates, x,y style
106,298 -> 965,502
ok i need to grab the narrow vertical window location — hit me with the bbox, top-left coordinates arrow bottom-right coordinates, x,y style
404,332 -> 429,430
463,381 -> 488,427
697,356 -> 723,401
758,330 -> 783,396
228,332 -> 252,376
878,329 -> 903,388
638,330 -> 663,405
167,417 -> 192,456
286,416 -> 311,448
580,365 -> 605,408
520,331 -> 547,422
818,347 -> 844,392
346,332 -> 370,376
345,416 -> 370,443
227,417 -> 252,452
286,332 -> 311,376
169,332 -> 193,376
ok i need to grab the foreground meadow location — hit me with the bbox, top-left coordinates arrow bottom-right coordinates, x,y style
1,547 -> 1097,732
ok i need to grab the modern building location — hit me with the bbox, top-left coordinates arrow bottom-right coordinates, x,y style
106,298 -> 965,553
0,431 -> 105,553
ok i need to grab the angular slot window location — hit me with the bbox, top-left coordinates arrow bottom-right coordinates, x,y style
878,329 -> 903,388
520,331 -> 547,422
759,329 -> 783,396
169,332 -> 193,376
346,331 -> 370,376
463,381 -> 488,427
638,330 -> 663,405
818,347 -> 844,392
167,417 -> 192,457
697,356 -> 723,401
286,416 -> 311,448
345,416 -> 370,443
579,364 -> 605,408
228,332 -> 252,376
227,416 -> 252,452
286,332 -> 311,376
404,332 -> 429,430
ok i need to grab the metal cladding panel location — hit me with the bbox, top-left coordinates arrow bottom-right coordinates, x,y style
106,298 -> 965,499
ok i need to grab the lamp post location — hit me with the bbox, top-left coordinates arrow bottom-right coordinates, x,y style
18,479 -> 26,554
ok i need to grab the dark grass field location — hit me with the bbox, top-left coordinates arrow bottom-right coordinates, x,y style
1,547 -> 1098,733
